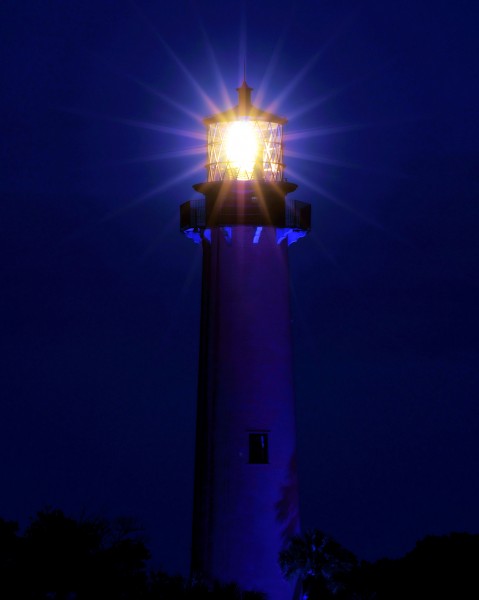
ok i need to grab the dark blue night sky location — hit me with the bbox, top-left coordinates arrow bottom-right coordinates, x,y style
1,0 -> 478,576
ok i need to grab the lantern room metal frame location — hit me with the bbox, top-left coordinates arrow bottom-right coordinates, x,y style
205,81 -> 285,182
181,80 -> 311,240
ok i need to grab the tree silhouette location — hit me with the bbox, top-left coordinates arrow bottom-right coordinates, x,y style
6,507 -> 478,599
353,532 -> 479,599
0,508 -> 265,599
0,518 -> 22,595
336,532 -> 479,599
149,570 -> 266,599
279,529 -> 357,598
8,508 -> 150,600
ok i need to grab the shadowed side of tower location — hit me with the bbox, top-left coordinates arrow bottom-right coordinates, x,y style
180,82 -> 310,600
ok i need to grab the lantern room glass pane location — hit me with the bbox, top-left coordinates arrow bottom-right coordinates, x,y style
207,119 -> 284,182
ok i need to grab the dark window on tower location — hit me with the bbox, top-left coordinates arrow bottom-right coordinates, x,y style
249,433 -> 269,464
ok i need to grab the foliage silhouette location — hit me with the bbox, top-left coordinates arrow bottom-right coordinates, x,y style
280,529 -> 479,599
3,508 -> 479,599
0,508 -> 266,599
279,529 -> 357,598
350,532 -> 479,599
149,571 -> 266,599
0,508 -> 149,600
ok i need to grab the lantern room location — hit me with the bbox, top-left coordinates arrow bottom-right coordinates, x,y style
204,80 -> 286,182
180,79 -> 311,242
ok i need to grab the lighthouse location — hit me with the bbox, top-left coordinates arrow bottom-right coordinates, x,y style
180,80 -> 311,599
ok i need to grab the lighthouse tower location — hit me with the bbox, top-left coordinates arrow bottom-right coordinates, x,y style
180,80 -> 311,600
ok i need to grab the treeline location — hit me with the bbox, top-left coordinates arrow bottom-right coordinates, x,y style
1,509 -> 478,599
279,529 -> 479,599
0,509 -> 264,599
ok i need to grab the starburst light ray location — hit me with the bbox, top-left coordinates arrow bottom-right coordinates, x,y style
284,149 -> 361,170
114,117 -> 205,141
127,1 -> 221,115
290,169 -> 410,245
129,77 -> 204,124
64,161 -> 204,248
99,147 -> 205,167
265,50 -> 322,115
254,35 -> 287,109
285,123 -> 369,142
198,22 -> 233,110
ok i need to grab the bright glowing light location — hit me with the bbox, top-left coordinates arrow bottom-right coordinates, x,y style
224,120 -> 259,180
207,120 -> 283,181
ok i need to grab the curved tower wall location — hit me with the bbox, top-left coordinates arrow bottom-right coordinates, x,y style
192,224 -> 300,599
